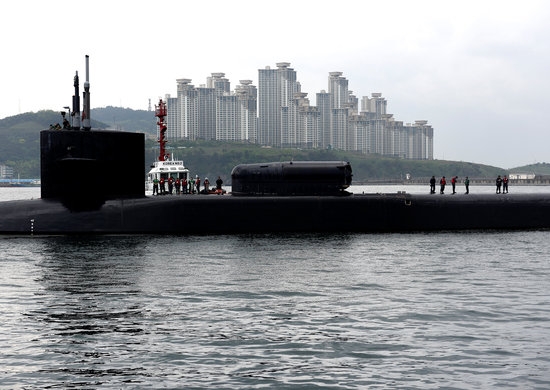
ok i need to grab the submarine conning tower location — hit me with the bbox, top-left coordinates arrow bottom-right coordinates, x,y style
40,56 -> 145,211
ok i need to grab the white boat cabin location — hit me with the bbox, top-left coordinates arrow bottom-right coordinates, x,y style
145,160 -> 190,192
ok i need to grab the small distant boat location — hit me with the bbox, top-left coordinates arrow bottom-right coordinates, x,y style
0,178 -> 41,187
145,158 -> 190,193
145,99 -> 190,193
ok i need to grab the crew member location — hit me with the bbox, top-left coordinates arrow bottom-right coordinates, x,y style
168,177 -> 174,194
451,176 -> 458,194
153,177 -> 159,195
195,176 -> 201,194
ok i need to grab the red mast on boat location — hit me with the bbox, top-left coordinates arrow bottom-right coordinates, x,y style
155,99 -> 168,161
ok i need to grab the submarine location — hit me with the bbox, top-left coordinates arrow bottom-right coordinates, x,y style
1,57 -> 550,235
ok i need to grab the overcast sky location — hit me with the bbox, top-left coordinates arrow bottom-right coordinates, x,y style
1,0 -> 549,168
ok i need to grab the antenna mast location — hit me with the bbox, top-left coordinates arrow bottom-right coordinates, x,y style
82,55 -> 91,130
155,99 -> 168,161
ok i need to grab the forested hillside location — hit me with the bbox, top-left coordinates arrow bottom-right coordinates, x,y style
91,106 -> 156,134
0,108 -> 515,180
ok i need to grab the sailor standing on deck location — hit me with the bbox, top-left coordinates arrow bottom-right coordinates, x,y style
440,176 -> 446,194
451,176 -> 458,194
503,175 -> 509,193
153,177 -> 159,195
429,176 -> 436,194
195,176 -> 201,194
188,177 -> 195,194
168,177 -> 174,195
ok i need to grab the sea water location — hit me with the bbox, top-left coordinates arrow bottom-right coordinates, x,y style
1,187 -> 549,389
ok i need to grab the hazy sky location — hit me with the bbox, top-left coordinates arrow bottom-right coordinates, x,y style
1,0 -> 549,168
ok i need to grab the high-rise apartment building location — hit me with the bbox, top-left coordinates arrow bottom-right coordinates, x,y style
328,72 -> 351,150
176,79 -> 197,140
328,72 -> 348,110
316,91 -> 331,149
361,93 -> 387,117
164,94 -> 179,140
165,63 -> 434,160
196,86 -> 216,140
216,94 -> 238,141
257,62 -> 304,148
257,66 -> 279,146
293,93 -> 319,148
235,80 -> 257,143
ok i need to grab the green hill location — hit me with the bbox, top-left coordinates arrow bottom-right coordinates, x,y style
1,108 -> 508,180
91,106 -> 156,134
509,162 -> 550,175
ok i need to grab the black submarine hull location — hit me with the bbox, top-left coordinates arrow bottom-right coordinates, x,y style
1,192 -> 549,235
2,129 -> 547,235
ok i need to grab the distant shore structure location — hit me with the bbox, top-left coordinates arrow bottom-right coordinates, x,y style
162,63 -> 433,160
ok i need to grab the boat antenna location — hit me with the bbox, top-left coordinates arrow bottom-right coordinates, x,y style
155,99 -> 168,161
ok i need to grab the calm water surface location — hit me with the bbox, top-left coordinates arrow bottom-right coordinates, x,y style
1,187 -> 550,389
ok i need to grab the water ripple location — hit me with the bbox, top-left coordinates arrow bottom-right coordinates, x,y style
1,232 -> 550,388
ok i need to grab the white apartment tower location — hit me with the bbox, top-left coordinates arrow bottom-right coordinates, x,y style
176,79 -> 198,140
217,94 -> 239,141
196,85 -> 217,140
278,63 -> 300,148
328,72 -> 350,150
328,72 -> 348,109
257,62 -> 301,148
293,92 -> 319,148
361,93 -> 387,117
164,94 -> 179,140
258,66 -> 279,146
235,80 -> 258,142
361,93 -> 388,155
406,120 -> 433,159
165,64 -> 434,160
316,91 -> 331,149
207,72 -> 231,94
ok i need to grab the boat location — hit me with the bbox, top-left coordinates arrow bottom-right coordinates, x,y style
145,158 -> 190,193
0,179 -> 41,187
145,99 -> 190,193
1,56 -> 550,235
